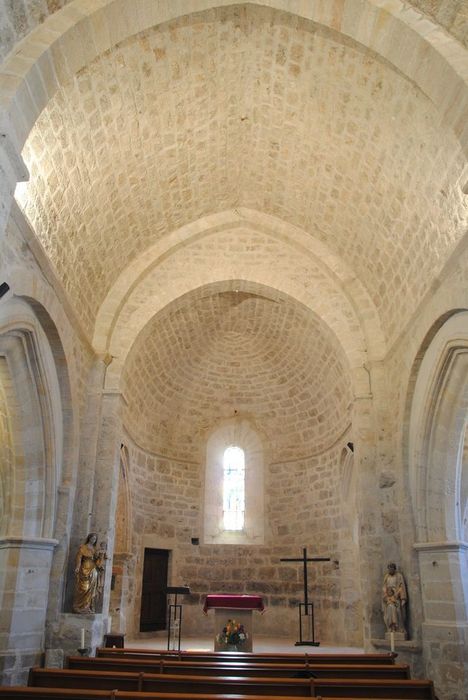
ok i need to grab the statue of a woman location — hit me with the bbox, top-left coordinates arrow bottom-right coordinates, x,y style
72,533 -> 105,614
382,562 -> 407,635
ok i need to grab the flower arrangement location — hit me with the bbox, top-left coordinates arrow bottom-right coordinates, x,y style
216,619 -> 247,648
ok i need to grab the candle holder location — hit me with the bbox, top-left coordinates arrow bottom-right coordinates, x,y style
77,647 -> 89,657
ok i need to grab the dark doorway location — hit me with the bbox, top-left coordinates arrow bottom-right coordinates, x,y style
139,548 -> 169,632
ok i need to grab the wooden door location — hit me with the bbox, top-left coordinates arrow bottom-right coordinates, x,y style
139,548 -> 169,631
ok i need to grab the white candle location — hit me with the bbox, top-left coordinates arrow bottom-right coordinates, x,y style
80,628 -> 85,649
108,616 -> 112,633
390,631 -> 395,652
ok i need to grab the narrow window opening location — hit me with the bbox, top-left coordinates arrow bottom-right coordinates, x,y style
223,445 -> 245,531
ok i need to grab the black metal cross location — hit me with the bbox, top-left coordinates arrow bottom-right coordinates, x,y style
280,547 -> 330,646
280,547 -> 330,610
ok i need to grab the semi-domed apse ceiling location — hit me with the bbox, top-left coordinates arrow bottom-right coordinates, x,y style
122,283 -> 352,463
14,3 -> 468,353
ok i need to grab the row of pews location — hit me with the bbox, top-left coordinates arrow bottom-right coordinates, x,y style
0,646 -> 437,699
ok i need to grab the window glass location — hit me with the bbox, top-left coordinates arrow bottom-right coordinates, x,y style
223,445 -> 245,530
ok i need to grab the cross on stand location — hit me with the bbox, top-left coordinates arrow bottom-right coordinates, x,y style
280,547 -> 330,646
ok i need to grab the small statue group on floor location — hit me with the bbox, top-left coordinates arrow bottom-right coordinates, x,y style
73,533 -> 108,614
382,562 -> 407,638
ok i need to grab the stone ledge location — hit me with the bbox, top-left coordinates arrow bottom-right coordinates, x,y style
371,638 -> 422,653
0,536 -> 58,550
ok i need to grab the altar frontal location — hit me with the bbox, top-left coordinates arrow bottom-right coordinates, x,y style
203,594 -> 265,652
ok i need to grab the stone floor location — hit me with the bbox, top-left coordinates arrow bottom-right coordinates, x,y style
127,634 -> 364,654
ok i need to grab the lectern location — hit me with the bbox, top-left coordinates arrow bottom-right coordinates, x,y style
166,585 -> 190,651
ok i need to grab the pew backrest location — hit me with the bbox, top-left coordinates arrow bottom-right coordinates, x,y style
0,690 -> 369,700
95,648 -> 397,666
0,688 -> 403,700
29,667 -> 435,699
66,656 -> 410,680
30,668 -> 317,696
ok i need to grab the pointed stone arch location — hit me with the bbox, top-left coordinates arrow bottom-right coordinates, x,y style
407,310 -> 468,697
408,311 -> 468,543
0,299 -> 63,539
0,294 -> 76,682
1,1 -> 466,158
0,353 -> 17,537
102,225 -> 377,395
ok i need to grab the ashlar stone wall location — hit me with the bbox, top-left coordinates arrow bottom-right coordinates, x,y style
124,437 -> 361,646
371,242 -> 468,699
121,285 -> 360,644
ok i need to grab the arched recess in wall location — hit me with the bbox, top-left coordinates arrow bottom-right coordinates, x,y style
408,310 -> 468,544
114,444 -> 133,556
406,310 -> 468,687
460,425 -> 468,542
339,443 -> 358,546
0,353 -> 16,536
109,444 -> 133,633
0,297 -> 66,539
204,418 -> 265,545
0,293 -> 76,670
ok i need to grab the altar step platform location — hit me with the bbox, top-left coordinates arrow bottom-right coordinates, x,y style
127,634 -> 364,654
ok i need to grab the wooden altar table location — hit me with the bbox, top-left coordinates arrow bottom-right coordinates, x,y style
203,594 -> 265,652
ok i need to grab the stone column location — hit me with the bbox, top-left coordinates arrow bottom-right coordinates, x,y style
415,541 -> 468,699
109,552 -> 133,634
90,389 -> 125,616
352,391 -> 381,644
74,357 -> 112,542
46,361 -> 124,657
0,536 -> 57,685
352,361 -> 404,646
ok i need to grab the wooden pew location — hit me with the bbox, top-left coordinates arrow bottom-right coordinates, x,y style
311,680 -> 436,699
95,648 -> 397,666
0,690 -> 113,700
28,667 -> 436,698
0,689 -> 409,700
67,656 -> 411,679
29,667 -> 332,695
0,690 -> 345,700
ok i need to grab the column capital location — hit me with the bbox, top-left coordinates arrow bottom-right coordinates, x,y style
101,388 -> 128,406
414,540 -> 468,552
0,130 -> 28,185
0,536 -> 58,551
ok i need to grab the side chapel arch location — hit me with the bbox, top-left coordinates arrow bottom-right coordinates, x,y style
0,297 -> 64,539
0,292 -> 76,681
408,311 -> 468,544
407,310 -> 468,695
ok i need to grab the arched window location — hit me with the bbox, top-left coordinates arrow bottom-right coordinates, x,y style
204,419 -> 264,545
223,446 -> 245,531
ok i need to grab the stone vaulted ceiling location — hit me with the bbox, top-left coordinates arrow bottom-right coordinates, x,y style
16,4 -> 468,348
